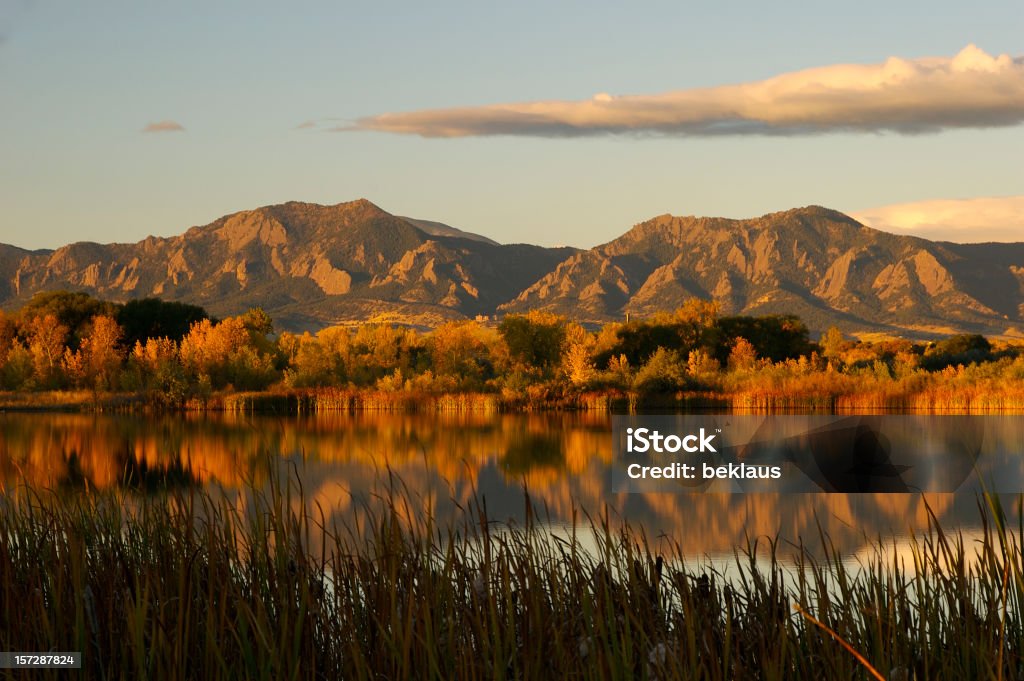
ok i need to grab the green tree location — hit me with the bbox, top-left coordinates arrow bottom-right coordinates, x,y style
348,324 -> 422,385
633,348 -> 687,393
498,312 -> 566,372
428,321 -> 495,388
283,333 -> 337,388
117,298 -> 208,347
923,333 -> 993,370
20,290 -> 114,348
716,315 -> 813,363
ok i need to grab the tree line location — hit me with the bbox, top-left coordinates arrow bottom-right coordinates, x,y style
0,291 -> 1020,407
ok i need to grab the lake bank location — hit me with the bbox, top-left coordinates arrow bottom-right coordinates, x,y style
6,384 -> 1024,414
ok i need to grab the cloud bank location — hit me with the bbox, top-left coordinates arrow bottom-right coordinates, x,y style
142,120 -> 185,133
352,45 -> 1024,138
852,196 -> 1024,243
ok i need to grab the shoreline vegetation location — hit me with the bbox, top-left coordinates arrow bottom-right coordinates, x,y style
1,475 -> 1021,679
2,291 -> 1024,414
7,384 -> 1024,414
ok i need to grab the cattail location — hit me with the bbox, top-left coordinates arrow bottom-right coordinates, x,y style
83,585 -> 99,636
471,572 -> 486,599
577,635 -> 593,659
646,642 -> 670,679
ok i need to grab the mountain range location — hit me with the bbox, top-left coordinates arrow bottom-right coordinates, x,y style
2,199 -> 1023,337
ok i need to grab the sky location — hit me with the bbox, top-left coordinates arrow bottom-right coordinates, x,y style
1,1 -> 1022,250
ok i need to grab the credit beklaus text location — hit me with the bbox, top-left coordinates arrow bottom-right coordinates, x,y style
624,427 -> 781,480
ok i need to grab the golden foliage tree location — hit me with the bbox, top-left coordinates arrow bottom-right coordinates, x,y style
428,321 -> 498,388
79,315 -> 125,391
0,311 -> 14,367
179,316 -> 277,390
23,314 -> 69,388
727,337 -> 758,373
283,332 -> 340,388
561,322 -> 596,386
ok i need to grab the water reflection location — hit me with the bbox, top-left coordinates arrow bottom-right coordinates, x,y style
0,412 -> 1018,558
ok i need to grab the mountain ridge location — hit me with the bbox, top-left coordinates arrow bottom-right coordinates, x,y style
498,205 -> 1024,337
2,200 -> 1023,336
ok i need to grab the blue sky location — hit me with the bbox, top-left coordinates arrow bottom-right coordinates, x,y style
1,1 -> 1022,249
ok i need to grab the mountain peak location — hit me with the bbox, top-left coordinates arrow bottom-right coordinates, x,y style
502,206 -> 1024,336
0,199 -> 575,331
2,202 -> 1023,337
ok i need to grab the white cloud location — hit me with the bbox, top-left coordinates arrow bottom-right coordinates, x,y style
851,196 -> 1024,243
142,120 -> 185,133
352,45 -> 1024,138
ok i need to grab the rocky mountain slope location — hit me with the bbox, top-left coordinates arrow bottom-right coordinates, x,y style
0,200 -> 574,331
2,202 -> 1023,336
500,207 -> 1024,337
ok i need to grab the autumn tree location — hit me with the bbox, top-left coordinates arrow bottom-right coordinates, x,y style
727,337 -> 758,372
427,320 -> 498,389
633,348 -> 687,393
124,337 -> 188,404
599,322 -> 685,367
671,298 -> 720,349
282,332 -> 339,388
715,315 -> 813,363
560,322 -> 596,386
605,354 -> 633,388
179,315 -> 277,390
347,324 -> 422,385
0,342 -> 33,390
498,311 -> 566,372
820,326 -> 846,365
77,315 -> 126,391
591,321 -> 624,360
20,290 -> 114,348
22,314 -> 70,388
0,312 -> 30,389
0,311 -> 14,367
686,348 -> 721,384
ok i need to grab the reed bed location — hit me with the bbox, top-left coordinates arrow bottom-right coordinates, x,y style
11,382 -> 1024,415
1,475 -> 1022,680
205,389 -> 503,414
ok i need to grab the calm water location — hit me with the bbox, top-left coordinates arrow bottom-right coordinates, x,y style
0,411 -> 1018,562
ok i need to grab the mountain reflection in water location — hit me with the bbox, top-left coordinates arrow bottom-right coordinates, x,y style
0,412 -> 1017,558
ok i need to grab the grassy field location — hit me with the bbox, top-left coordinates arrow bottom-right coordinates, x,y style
0,475 -> 1022,680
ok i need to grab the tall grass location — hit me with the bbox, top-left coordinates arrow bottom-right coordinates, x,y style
209,389 -> 503,414
1,475 -> 1021,680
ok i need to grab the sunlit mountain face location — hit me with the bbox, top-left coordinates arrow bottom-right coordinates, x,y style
3,202 -> 1023,336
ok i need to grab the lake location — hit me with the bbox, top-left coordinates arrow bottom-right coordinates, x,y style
0,411 -> 1018,563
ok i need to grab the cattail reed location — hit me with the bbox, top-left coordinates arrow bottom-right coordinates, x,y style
0,475 -> 1021,679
